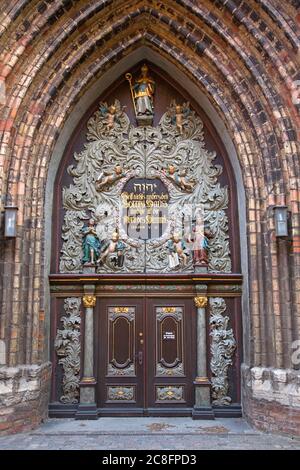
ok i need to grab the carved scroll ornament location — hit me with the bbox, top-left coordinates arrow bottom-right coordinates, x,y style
54,298 -> 81,404
209,297 -> 236,405
59,99 -> 231,274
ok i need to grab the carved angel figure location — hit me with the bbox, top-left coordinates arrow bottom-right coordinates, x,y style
95,164 -> 125,192
164,165 -> 196,192
171,102 -> 190,134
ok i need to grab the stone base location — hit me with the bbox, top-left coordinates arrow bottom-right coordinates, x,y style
75,403 -> 98,420
0,362 -> 52,435
136,115 -> 153,126
242,364 -> 300,437
192,406 -> 215,420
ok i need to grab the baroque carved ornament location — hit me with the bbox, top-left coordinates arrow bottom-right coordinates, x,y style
54,298 -> 81,404
209,297 -> 236,406
59,92 -> 231,274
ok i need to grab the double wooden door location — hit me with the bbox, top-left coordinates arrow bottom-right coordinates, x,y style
97,297 -> 196,415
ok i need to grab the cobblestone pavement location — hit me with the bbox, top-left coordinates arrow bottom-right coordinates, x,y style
0,418 -> 299,450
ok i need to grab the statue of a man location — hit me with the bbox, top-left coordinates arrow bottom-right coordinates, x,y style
133,64 -> 155,116
100,231 -> 126,268
167,232 -> 189,268
82,219 -> 101,264
190,217 -> 212,267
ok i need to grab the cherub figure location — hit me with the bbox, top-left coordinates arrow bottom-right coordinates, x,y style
95,164 -> 125,192
175,104 -> 184,134
164,165 -> 196,192
98,101 -> 126,133
170,101 -> 190,134
167,232 -> 189,268
106,105 -> 116,130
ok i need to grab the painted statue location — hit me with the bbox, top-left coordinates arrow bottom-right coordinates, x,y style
126,64 -> 155,119
95,164 -> 125,192
164,165 -> 196,192
190,217 -> 213,267
171,101 -> 190,134
167,232 -> 189,268
82,219 -> 101,264
105,104 -> 117,131
175,104 -> 184,134
100,231 -> 126,267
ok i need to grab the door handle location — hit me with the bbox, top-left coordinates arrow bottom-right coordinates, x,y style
138,351 -> 143,366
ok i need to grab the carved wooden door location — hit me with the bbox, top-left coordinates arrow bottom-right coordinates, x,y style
97,298 -> 145,414
97,297 -> 195,415
146,298 -> 196,412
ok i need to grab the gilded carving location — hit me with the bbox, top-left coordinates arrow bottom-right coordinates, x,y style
107,386 -> 135,401
107,363 -> 135,377
209,298 -> 236,405
194,296 -> 208,308
54,298 -> 81,404
108,306 -> 136,376
156,363 -> 184,377
82,295 -> 96,308
156,386 -> 184,402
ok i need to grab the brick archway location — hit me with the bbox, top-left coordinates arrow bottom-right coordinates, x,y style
0,1 -> 299,435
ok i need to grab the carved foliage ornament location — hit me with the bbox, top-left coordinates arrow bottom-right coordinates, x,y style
108,386 -> 135,401
209,297 -> 236,406
60,99 -> 231,274
156,386 -> 184,402
54,298 -> 81,404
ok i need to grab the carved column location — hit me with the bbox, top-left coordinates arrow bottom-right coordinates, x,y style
75,285 -> 97,419
192,285 -> 214,419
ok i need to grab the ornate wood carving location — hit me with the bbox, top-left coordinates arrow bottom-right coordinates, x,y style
107,306 -> 136,377
156,385 -> 184,402
209,297 -> 236,405
59,100 -> 231,274
156,307 -> 184,377
54,298 -> 81,403
107,386 -> 135,401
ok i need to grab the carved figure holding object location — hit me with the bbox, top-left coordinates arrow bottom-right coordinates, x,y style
95,164 -> 125,192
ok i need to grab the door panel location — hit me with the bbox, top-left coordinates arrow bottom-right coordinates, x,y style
146,298 -> 196,411
97,297 -> 196,414
98,298 -> 144,411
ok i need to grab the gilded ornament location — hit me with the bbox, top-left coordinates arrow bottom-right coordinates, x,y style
194,296 -> 208,308
82,295 -> 96,308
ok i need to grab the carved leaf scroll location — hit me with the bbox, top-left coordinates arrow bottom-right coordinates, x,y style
54,297 -> 81,404
209,298 -> 236,406
60,99 -> 231,274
